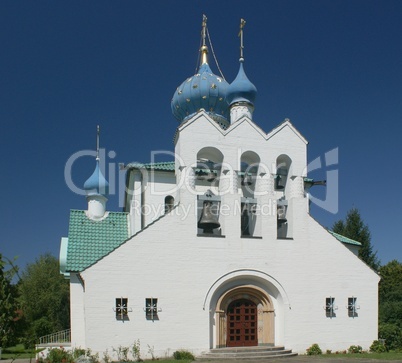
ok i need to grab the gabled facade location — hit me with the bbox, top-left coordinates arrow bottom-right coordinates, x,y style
60,17 -> 379,359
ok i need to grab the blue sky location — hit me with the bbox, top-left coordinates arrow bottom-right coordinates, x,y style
1,0 -> 401,271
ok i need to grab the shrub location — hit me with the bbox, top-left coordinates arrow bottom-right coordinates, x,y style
113,346 -> 130,362
379,323 -> 402,351
325,349 -> 332,354
348,345 -> 362,354
173,350 -> 195,360
306,344 -> 322,355
46,347 -> 73,363
131,340 -> 142,362
370,340 -> 387,353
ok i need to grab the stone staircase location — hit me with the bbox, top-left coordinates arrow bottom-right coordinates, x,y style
198,346 -> 298,360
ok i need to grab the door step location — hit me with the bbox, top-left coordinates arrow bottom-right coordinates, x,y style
198,346 -> 298,360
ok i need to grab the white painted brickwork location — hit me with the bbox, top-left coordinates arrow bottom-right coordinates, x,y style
68,112 -> 379,359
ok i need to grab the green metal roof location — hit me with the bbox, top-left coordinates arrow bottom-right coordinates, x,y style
328,230 -> 362,246
66,210 -> 129,272
126,161 -> 175,171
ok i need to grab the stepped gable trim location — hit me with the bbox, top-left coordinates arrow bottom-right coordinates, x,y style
173,110 -> 308,145
67,205 -> 180,273
174,109 -> 228,144
224,115 -> 268,140
266,118 -> 308,144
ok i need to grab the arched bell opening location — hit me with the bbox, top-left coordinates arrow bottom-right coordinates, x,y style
275,155 -> 292,239
239,151 -> 260,237
164,195 -> 174,214
195,147 -> 224,194
239,151 -> 260,198
275,155 -> 292,192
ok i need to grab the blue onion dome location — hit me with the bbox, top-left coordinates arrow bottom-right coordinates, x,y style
84,160 -> 109,197
226,59 -> 257,106
171,46 -> 230,127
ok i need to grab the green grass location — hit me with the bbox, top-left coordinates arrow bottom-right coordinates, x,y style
1,344 -> 39,360
306,352 -> 402,360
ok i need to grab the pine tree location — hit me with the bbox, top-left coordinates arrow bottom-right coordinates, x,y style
332,208 -> 380,270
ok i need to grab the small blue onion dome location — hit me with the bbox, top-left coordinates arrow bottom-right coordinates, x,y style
84,160 -> 109,197
171,58 -> 230,126
226,59 -> 257,106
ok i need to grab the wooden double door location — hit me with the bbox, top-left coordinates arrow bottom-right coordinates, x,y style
226,299 -> 258,347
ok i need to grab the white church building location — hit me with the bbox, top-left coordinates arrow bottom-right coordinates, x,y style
60,17 -> 379,359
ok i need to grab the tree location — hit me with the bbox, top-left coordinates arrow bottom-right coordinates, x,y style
0,253 -> 19,347
332,208 -> 380,270
18,254 -> 70,344
378,260 -> 402,349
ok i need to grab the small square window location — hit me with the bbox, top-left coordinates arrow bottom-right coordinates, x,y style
325,297 -> 336,318
348,297 -> 359,318
115,298 -> 129,320
145,298 -> 159,321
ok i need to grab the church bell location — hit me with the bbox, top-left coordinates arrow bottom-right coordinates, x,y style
241,206 -> 250,236
241,173 -> 252,186
198,200 -> 220,233
197,170 -> 216,182
275,166 -> 288,190
277,205 -> 287,223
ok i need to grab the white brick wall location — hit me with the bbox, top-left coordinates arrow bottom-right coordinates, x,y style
69,112 -> 379,359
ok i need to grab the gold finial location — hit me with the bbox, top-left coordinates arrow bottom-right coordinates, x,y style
238,18 -> 246,61
200,14 -> 208,64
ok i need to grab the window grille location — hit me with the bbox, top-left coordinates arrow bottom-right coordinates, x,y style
325,297 -> 337,318
348,297 -> 359,318
145,298 -> 161,321
114,297 -> 132,320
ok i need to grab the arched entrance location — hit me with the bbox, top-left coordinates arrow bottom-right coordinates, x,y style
227,299 -> 258,347
215,285 -> 275,348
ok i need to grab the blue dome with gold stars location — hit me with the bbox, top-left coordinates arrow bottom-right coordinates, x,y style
171,45 -> 230,127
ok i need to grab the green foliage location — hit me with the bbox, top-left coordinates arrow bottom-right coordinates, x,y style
147,344 -> 156,361
0,253 -> 20,347
102,349 -> 111,363
172,350 -> 195,360
37,347 -> 99,363
379,260 -> 402,302
113,345 -> 130,362
46,347 -> 73,363
379,323 -> 402,351
18,253 -> 70,341
380,301 -> 402,328
332,208 -> 380,270
378,260 -> 402,351
370,340 -> 387,353
131,339 -> 142,361
347,345 -> 362,353
306,343 -> 322,355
